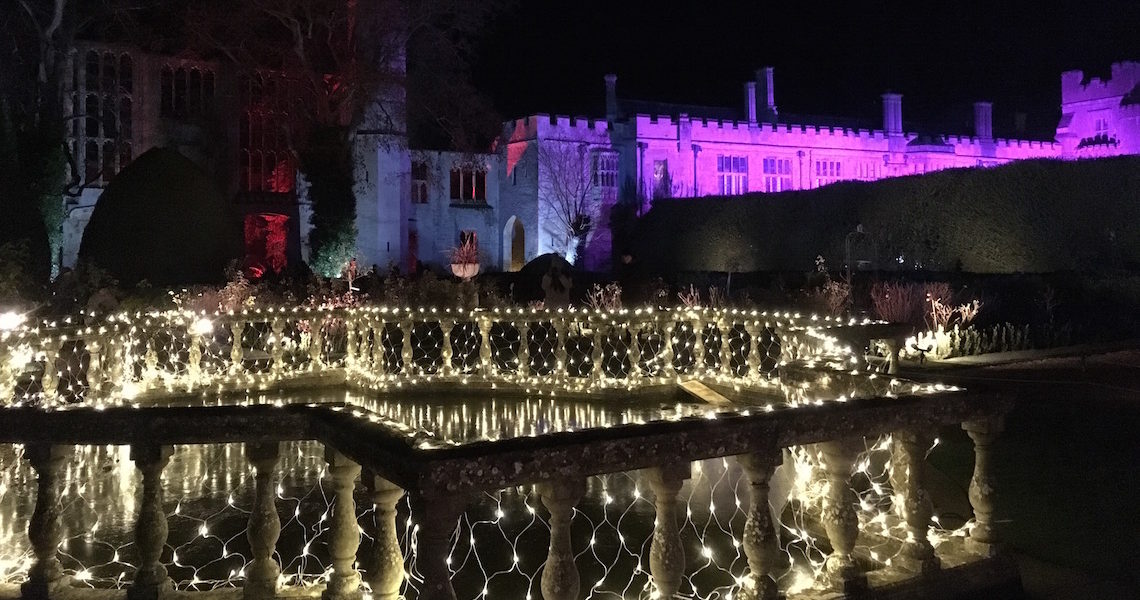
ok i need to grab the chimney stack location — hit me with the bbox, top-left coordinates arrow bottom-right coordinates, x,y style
756,67 -> 777,120
604,74 -> 618,121
881,93 -> 903,135
973,101 -> 993,140
744,81 -> 758,124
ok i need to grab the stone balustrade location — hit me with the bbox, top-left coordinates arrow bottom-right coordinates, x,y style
0,307 -> 886,405
0,385 -> 1013,599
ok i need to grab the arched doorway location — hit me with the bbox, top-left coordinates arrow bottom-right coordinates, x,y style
503,216 -> 525,272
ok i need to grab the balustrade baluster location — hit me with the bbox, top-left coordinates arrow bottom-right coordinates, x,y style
554,318 -> 568,378
365,474 -> 405,600
963,416 -> 1004,556
539,479 -> 586,600
661,319 -> 676,377
245,442 -> 281,600
693,319 -> 706,372
739,450 -> 782,600
645,464 -> 689,599
323,449 -> 363,600
440,319 -> 454,376
271,318 -> 286,374
516,321 -> 529,377
412,492 -> 468,600
188,328 -> 203,385
85,336 -> 105,401
819,439 -> 866,592
231,321 -> 246,373
106,331 -> 126,394
144,335 -> 159,384
345,316 -> 359,370
22,445 -> 67,598
371,318 -> 384,370
719,319 -> 734,376
890,430 -> 940,574
128,444 -> 173,600
478,316 -> 493,377
309,316 -> 324,370
744,321 -> 762,379
0,345 -> 15,404
39,338 -> 62,402
401,320 -> 414,375
628,320 -> 641,378
590,319 -> 602,383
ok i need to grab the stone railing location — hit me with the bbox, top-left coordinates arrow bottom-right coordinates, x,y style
0,390 -> 1014,600
0,307 -> 898,405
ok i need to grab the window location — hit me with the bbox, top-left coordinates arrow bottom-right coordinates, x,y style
71,49 -> 134,186
717,155 -> 748,195
450,167 -> 487,203
592,151 -> 618,189
653,159 -> 670,198
813,160 -> 844,188
162,66 -> 216,118
1094,117 -> 1110,135
239,73 -> 295,193
762,157 -> 792,192
411,161 -> 429,203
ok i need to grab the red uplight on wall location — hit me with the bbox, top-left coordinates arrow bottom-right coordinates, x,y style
244,213 -> 290,278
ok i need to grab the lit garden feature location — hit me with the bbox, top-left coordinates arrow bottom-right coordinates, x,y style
0,305 -> 1011,599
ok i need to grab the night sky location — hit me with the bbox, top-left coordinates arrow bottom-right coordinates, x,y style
472,0 -> 1140,140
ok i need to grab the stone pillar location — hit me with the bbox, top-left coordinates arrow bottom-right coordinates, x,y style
365,474 -> 405,600
245,442 -> 281,600
370,319 -> 385,370
22,445 -> 68,598
963,417 -> 1004,555
144,335 -> 159,383
738,451 -> 782,600
645,464 -> 689,599
411,493 -> 467,600
538,479 -> 586,600
400,320 -> 414,375
883,339 -> 901,375
188,331 -> 203,384
890,431 -> 939,574
719,320 -> 734,376
819,440 -> 866,592
128,444 -> 174,600
744,322 -> 762,379
231,321 -> 246,373
271,318 -> 286,375
323,449 -> 363,600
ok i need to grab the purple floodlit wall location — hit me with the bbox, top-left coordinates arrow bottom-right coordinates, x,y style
1057,61 -> 1140,158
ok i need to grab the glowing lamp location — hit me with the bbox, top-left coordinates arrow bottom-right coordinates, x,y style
0,311 -> 25,332
190,318 -> 214,336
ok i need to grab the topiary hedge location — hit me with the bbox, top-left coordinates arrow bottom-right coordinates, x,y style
79,147 -> 238,286
633,156 -> 1140,274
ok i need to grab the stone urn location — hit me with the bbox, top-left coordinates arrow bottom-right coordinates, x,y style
450,262 -> 480,281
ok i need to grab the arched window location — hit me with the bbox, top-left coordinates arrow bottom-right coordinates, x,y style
85,94 -> 100,137
102,140 -> 116,180
71,94 -> 80,137
84,141 -> 99,183
102,95 -> 116,138
160,66 -> 173,116
119,54 -> 132,94
119,97 -> 131,139
102,51 -> 116,92
173,67 -> 187,115
85,51 -> 99,89
188,69 -> 202,114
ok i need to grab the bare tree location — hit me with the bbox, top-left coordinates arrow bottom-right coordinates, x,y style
537,141 -> 598,266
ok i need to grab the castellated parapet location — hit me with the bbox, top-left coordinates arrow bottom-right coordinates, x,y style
1061,61 -> 1140,104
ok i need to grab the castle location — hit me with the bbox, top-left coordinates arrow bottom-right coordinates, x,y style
57,44 -> 1140,276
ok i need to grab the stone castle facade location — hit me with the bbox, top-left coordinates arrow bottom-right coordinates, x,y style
57,45 -> 1140,275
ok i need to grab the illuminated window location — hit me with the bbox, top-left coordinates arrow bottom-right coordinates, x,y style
762,157 -> 792,192
239,73 -> 295,193
653,159 -> 670,198
1094,117 -> 1110,135
717,155 -> 748,195
72,49 -> 134,186
411,161 -> 429,203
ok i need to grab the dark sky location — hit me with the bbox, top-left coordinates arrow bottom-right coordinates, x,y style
472,0 -> 1140,139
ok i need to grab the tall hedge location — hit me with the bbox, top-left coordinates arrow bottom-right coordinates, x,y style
79,148 -> 237,285
633,157 -> 1140,274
